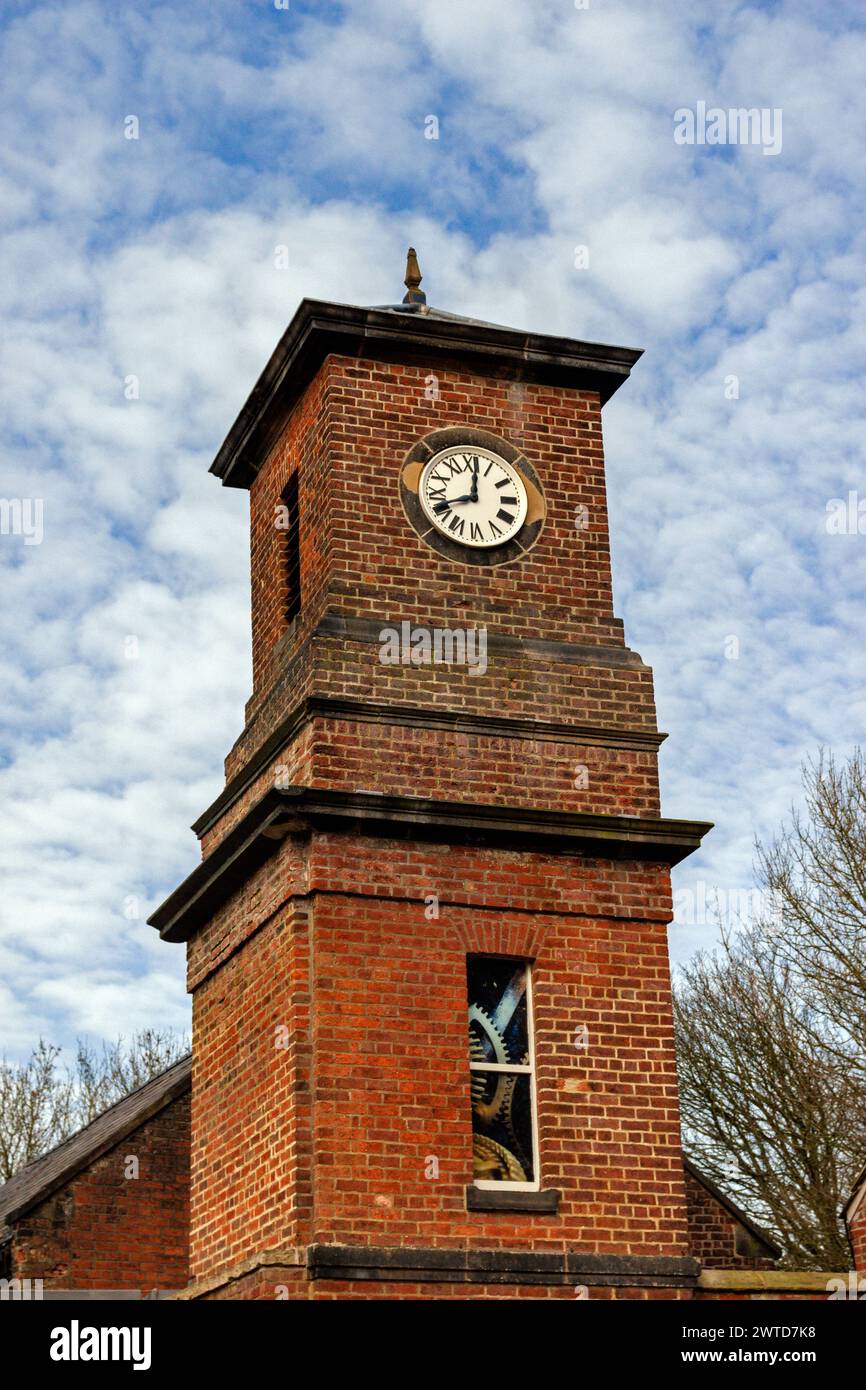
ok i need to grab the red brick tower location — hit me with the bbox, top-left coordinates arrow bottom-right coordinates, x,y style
150,252 -> 711,1300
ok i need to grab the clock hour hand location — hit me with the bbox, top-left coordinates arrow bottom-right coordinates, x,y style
436,494 -> 474,507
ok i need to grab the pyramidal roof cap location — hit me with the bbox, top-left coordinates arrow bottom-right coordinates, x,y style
210,249 -> 643,488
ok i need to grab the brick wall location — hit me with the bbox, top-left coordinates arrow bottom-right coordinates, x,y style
848,1184 -> 866,1271
197,1269 -> 692,1300
218,356 -> 656,791
245,358 -> 625,710
684,1166 -> 776,1270
186,828 -> 688,1293
10,1094 -> 190,1292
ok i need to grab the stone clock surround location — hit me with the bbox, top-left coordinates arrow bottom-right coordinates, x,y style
399,424 -> 546,566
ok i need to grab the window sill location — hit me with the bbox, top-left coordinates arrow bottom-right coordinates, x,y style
466,1185 -> 561,1214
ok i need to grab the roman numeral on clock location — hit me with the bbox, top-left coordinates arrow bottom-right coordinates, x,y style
418,447 -> 529,550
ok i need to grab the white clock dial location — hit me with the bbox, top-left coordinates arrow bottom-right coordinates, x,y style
418,446 -> 529,548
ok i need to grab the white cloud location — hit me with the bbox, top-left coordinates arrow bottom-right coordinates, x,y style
1,0 -> 865,1052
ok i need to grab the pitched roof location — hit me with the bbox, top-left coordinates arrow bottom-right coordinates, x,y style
684,1156 -> 782,1258
0,1054 -> 191,1238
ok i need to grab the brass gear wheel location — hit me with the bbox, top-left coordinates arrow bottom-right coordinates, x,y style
472,1133 -> 527,1183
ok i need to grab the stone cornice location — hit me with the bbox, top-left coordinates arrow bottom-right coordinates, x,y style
192,693 -> 667,839
170,1248 -> 305,1301
314,613 -> 648,668
696,1269 -> 842,1292
150,785 -> 712,943
174,1245 -> 700,1295
306,1244 -> 699,1288
210,298 -> 643,488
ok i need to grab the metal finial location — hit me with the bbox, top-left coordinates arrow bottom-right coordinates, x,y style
403,247 -> 426,305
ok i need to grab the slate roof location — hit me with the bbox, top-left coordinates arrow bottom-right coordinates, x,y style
0,1054 -> 191,1241
369,300 -> 518,331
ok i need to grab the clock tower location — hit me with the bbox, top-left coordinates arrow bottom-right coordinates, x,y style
150,252 -> 711,1300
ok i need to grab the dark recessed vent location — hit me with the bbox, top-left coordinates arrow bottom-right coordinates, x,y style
281,472 -> 301,624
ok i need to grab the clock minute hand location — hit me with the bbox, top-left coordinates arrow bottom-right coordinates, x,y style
470,457 -> 479,502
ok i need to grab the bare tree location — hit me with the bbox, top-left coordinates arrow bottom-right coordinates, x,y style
0,1041 -> 74,1183
0,1029 -> 188,1182
757,750 -> 866,1066
675,750 -> 866,1269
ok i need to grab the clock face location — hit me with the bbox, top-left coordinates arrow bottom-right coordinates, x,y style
418,446 -> 529,548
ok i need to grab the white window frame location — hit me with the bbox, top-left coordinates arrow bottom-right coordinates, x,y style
469,957 -> 541,1192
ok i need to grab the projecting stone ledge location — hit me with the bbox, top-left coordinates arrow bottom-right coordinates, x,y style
148,785 -> 712,943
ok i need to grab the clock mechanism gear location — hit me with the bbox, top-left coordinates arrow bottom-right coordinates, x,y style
472,1134 -> 527,1184
468,1003 -> 531,1178
468,1003 -> 508,1122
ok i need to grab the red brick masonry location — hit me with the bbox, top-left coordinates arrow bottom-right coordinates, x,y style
0,1070 -> 189,1294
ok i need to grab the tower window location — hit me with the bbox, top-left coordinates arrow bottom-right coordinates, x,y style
467,957 -> 539,1189
280,472 -> 301,624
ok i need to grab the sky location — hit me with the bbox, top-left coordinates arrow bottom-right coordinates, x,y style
1,0 -> 865,1062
